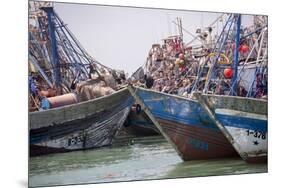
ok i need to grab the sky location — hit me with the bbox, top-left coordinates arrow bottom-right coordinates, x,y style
54,2 -> 254,76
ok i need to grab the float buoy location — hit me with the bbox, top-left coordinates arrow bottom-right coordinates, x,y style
224,68 -> 233,78
239,45 -> 249,53
175,58 -> 181,65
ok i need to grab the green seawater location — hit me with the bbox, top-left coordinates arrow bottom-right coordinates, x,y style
29,136 -> 267,187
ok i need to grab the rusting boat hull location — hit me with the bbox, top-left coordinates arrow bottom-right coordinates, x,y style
128,86 -> 238,161
156,118 -> 237,160
197,94 -> 267,163
29,88 -> 134,156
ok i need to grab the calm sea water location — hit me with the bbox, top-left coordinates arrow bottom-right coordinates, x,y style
29,136 -> 267,187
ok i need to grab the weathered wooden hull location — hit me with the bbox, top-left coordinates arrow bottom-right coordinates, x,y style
29,88 -> 134,156
128,86 -> 238,161
197,94 -> 267,163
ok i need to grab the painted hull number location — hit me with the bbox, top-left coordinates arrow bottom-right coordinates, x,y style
68,135 -> 85,146
187,137 -> 209,151
246,130 -> 266,140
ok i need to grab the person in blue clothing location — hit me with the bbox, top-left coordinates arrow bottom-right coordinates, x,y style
40,96 -> 50,110
29,73 -> 39,97
29,73 -> 51,110
29,73 -> 40,111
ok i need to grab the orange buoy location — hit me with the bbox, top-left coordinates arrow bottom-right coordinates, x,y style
47,93 -> 78,108
224,68 -> 233,78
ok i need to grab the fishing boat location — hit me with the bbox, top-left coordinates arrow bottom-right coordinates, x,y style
127,15 -> 245,160
196,15 -> 268,163
196,94 -> 267,163
30,88 -> 134,156
125,105 -> 160,136
128,85 -> 238,160
29,2 -> 133,156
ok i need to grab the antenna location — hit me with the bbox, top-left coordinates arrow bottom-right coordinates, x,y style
167,13 -> 171,35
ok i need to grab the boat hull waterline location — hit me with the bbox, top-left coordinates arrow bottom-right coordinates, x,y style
129,86 -> 238,161
29,88 -> 134,156
197,94 -> 267,163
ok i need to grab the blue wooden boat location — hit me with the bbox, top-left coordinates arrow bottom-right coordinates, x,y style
195,14 -> 268,163
197,94 -> 267,163
128,86 -> 238,161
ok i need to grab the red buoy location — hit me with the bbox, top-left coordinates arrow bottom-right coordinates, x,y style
224,68 -> 233,78
239,45 -> 249,53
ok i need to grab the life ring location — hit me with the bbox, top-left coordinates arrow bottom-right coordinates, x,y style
207,52 -> 230,65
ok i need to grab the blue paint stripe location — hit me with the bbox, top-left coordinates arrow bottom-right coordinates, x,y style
136,88 -> 268,135
30,136 -> 49,144
216,114 -> 267,132
151,110 -> 220,131
136,90 -> 219,131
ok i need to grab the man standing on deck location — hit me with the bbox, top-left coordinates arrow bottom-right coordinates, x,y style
144,74 -> 154,89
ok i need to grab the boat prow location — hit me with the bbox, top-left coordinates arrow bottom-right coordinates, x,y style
128,85 -> 239,161
196,93 -> 267,163
29,88 -> 134,156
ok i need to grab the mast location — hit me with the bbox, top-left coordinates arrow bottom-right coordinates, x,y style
41,6 -> 61,90
231,14 -> 241,95
177,17 -> 183,41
